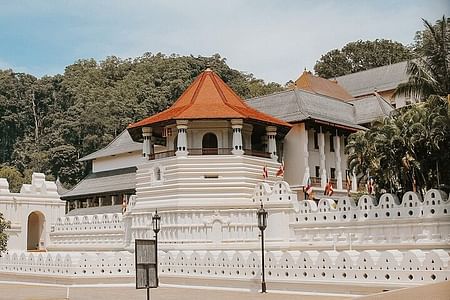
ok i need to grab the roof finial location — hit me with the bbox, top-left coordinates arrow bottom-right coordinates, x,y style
205,67 -> 212,72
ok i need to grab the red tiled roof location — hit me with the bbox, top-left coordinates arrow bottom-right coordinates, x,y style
294,71 -> 354,101
128,69 -> 291,129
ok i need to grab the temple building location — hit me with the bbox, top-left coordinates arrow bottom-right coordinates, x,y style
61,130 -> 142,214
335,61 -> 418,108
61,69 -> 394,210
1,68 -> 449,295
247,70 -> 393,194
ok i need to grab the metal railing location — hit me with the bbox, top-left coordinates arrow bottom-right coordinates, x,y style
148,150 -> 176,160
243,149 -> 272,159
188,148 -> 233,156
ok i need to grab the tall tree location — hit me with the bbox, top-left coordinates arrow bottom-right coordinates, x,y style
314,39 -> 412,78
0,53 -> 284,187
395,16 -> 450,99
345,96 -> 450,193
0,212 -> 11,255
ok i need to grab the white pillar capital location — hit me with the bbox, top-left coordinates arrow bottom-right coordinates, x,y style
266,126 -> 278,160
142,127 -> 153,158
231,119 -> 244,155
176,120 -> 189,156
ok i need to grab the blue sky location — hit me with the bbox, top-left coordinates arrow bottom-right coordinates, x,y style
0,0 -> 448,83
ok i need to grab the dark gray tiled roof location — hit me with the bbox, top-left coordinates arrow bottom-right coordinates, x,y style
79,130 -> 142,162
349,93 -> 394,124
335,61 -> 408,97
66,205 -> 122,216
56,178 -> 69,195
61,167 -> 136,199
246,89 -> 367,130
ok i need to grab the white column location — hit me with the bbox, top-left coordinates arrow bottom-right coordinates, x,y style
142,127 -> 153,158
111,195 -> 116,206
98,197 -> 103,207
86,198 -> 91,208
335,134 -> 343,189
318,129 -> 327,187
266,126 -> 278,160
302,128 -> 310,185
352,170 -> 358,192
231,119 -> 244,155
176,120 -> 188,157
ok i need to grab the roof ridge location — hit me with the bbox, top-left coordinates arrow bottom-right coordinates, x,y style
374,92 -> 393,116
292,89 -> 307,118
246,88 -> 293,101
78,130 -> 127,162
335,60 -> 408,79
170,70 -> 208,119
191,71 -> 207,104
295,88 -> 355,106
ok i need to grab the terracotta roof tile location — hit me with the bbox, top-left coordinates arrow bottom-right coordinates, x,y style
128,69 -> 291,129
294,71 -> 354,101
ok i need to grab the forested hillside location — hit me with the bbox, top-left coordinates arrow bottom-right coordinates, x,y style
0,53 -> 284,190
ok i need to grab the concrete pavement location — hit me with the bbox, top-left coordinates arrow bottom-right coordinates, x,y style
0,282 -> 354,300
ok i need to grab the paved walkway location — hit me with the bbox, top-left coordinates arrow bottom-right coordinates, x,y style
1,281 -> 449,300
356,280 -> 450,300
0,283 -> 352,300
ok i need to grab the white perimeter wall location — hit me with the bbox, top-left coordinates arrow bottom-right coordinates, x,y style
0,173 -> 65,251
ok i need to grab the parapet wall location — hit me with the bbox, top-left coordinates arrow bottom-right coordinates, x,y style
289,189 -> 450,250
160,248 -> 450,287
1,248 -> 448,289
0,251 -> 134,279
48,213 -> 125,251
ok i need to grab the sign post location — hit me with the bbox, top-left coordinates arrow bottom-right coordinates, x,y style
135,239 -> 158,300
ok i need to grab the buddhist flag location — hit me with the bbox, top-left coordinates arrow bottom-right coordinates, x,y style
276,161 -> 284,178
324,178 -> 334,196
303,178 -> 313,197
263,165 -> 268,180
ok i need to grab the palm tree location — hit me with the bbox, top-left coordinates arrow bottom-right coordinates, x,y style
395,16 -> 449,100
345,130 -> 377,187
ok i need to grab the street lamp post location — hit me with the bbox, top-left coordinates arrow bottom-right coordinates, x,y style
257,203 -> 268,293
152,210 -> 161,287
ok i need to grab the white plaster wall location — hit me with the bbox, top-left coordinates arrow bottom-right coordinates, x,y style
0,173 -> 65,251
283,123 -> 306,187
93,152 -> 143,173
1,248 -> 449,288
48,213 -> 125,251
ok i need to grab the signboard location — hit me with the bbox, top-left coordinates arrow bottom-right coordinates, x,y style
135,239 -> 158,289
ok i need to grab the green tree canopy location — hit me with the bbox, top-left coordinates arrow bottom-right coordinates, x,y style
0,53 -> 284,187
314,39 -> 412,78
395,16 -> 450,99
0,212 -> 11,254
0,166 -> 25,193
345,96 -> 450,195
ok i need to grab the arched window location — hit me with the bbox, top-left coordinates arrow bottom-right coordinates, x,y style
202,133 -> 218,155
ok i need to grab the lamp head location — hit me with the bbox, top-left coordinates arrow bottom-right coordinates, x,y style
152,210 -> 161,234
257,203 -> 267,231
